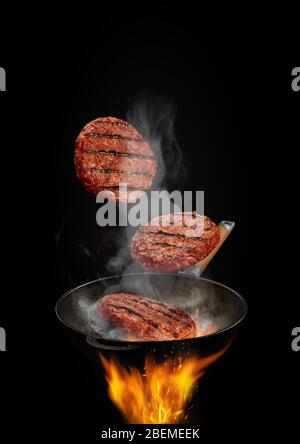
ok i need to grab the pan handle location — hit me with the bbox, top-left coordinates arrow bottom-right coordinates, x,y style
86,336 -> 143,351
180,221 -> 235,277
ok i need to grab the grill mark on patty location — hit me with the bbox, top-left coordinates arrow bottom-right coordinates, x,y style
82,149 -> 155,160
136,250 -> 199,261
87,132 -> 144,143
110,307 -> 172,338
95,120 -> 131,128
109,295 -> 192,328
134,240 -> 204,258
154,218 -> 208,228
104,303 -> 160,331
156,220 -> 208,229
90,168 -> 154,177
141,298 -> 188,315
132,303 -> 191,328
109,293 -> 177,312
138,231 -> 209,241
140,241 -> 203,250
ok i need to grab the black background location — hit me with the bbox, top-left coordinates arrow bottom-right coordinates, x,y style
0,6 -> 299,442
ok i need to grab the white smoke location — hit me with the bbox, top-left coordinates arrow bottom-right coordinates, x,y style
127,92 -> 186,190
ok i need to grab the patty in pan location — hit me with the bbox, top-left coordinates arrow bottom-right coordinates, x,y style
98,293 -> 197,341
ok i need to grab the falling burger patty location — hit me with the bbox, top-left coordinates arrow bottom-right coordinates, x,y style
74,117 -> 157,201
131,212 -> 220,272
98,293 -> 197,341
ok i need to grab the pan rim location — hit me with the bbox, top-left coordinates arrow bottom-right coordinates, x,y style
55,272 -> 248,345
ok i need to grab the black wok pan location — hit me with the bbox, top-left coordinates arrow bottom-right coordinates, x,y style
55,272 -> 247,363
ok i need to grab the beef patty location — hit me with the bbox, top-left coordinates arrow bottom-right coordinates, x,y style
98,293 -> 196,341
75,117 -> 157,202
131,212 -> 220,272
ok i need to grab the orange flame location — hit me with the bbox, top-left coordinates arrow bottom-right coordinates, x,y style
99,346 -> 227,424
